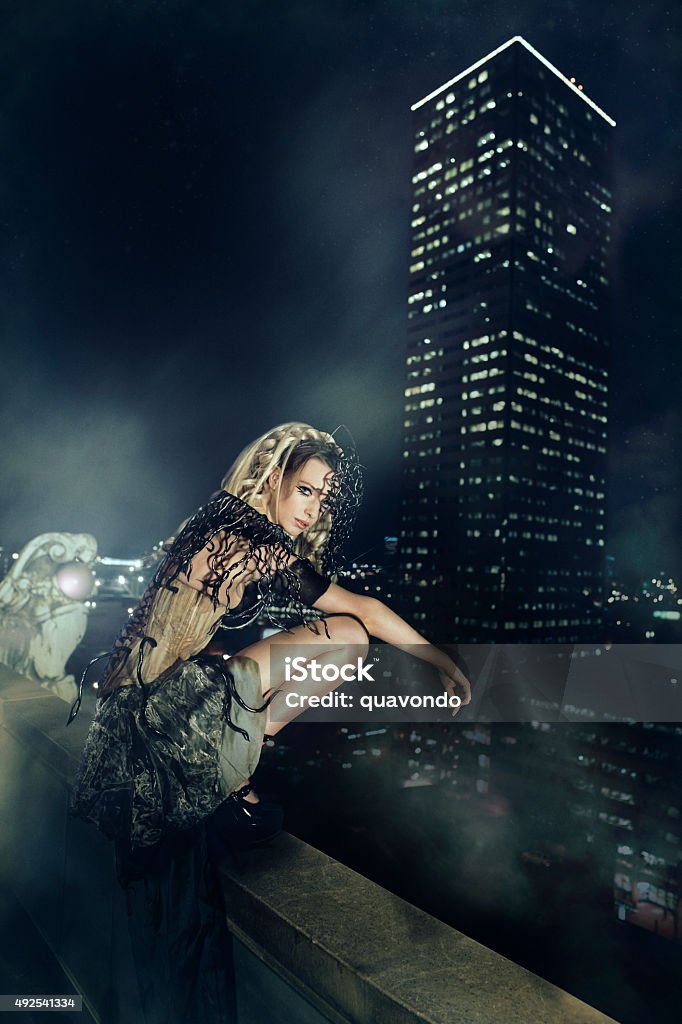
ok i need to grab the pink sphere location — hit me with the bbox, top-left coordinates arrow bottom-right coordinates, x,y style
55,562 -> 95,601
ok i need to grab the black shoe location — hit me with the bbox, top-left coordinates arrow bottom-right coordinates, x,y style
211,784 -> 283,848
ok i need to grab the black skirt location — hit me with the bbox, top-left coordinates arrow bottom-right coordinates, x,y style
71,655 -> 267,860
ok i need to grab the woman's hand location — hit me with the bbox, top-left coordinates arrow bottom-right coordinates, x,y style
439,663 -> 472,717
313,585 -> 473,715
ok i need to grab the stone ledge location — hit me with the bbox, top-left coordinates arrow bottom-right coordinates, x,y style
1,662 -> 620,1024
219,834 -> 619,1024
0,665 -> 90,784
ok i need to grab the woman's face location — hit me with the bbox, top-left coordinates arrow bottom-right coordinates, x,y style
266,456 -> 333,538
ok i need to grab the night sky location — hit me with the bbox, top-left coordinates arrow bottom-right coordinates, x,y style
2,0 -> 680,580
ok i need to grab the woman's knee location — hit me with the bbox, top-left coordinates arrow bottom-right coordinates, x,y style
324,614 -> 370,654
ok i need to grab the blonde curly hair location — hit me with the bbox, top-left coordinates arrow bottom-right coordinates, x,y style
221,422 -> 360,572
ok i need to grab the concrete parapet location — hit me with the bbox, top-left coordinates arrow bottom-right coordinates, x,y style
0,664 -> 619,1024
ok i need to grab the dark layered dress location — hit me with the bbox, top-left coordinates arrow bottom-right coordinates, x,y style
69,492 -> 330,1023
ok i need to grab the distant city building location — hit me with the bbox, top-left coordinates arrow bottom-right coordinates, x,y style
400,37 -> 614,642
493,720 -> 682,942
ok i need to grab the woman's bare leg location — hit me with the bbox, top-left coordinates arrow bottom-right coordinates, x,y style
234,615 -> 369,737
215,616 -> 368,805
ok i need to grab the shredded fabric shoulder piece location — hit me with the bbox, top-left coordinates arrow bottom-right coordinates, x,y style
115,491 -> 310,666
67,493 -> 318,724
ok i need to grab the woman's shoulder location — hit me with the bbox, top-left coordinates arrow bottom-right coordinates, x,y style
154,492 -> 296,610
186,491 -> 291,545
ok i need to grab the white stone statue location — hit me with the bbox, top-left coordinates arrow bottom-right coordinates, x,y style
0,532 -> 97,702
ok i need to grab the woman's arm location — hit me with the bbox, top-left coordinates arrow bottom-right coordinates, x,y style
314,582 -> 471,706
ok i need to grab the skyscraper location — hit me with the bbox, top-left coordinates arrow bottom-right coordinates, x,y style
400,37 -> 614,643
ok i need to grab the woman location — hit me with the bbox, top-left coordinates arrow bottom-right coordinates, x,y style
69,422 -> 470,1022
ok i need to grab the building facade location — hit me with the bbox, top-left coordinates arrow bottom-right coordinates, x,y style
400,37 -> 614,643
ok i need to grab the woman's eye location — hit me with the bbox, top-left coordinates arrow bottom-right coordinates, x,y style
298,486 -> 311,496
